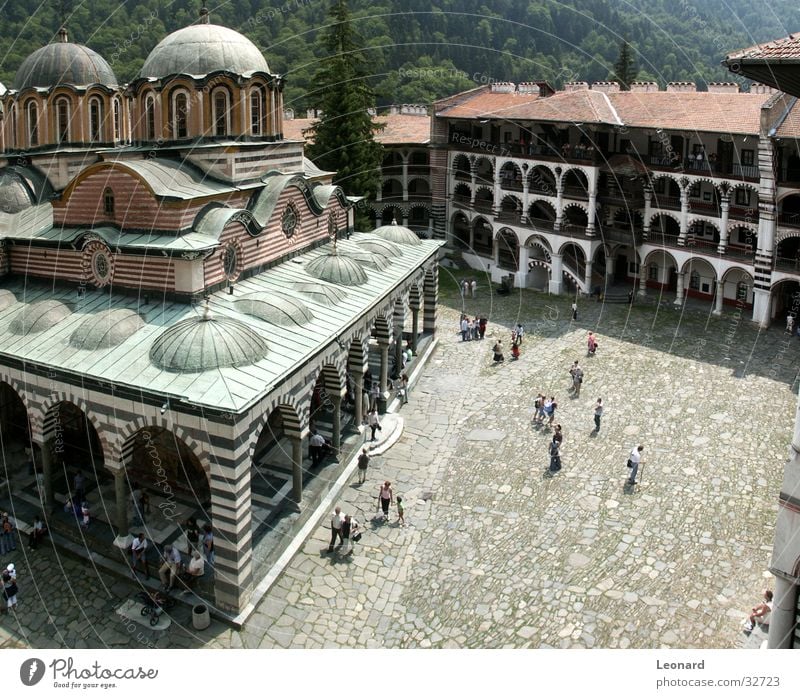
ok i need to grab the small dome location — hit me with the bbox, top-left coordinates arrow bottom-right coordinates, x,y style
0,172 -> 32,214
356,236 -> 403,258
9,300 -> 71,335
340,245 -> 390,271
293,282 -> 347,307
235,292 -> 314,327
69,309 -> 144,350
306,252 -> 368,286
14,31 -> 117,90
139,23 -> 269,79
0,291 -> 17,312
150,311 -> 267,373
371,221 -> 422,246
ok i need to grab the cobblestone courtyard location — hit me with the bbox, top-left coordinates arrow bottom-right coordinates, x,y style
0,272 -> 795,649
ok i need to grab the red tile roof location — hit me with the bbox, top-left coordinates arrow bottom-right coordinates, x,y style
726,33 -> 800,61
776,99 -> 800,137
282,114 -> 430,145
609,92 -> 769,135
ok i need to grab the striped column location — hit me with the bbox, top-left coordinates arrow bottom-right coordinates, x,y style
423,266 -> 438,335
393,298 -> 406,374
409,285 -> 422,352
430,115 -> 449,240
348,338 -> 367,427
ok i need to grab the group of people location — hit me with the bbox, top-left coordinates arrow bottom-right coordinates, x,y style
328,506 -> 361,556
460,279 -> 478,298
460,314 -> 487,341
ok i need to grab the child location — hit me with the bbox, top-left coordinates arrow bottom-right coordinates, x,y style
511,342 -> 520,360
396,496 -> 405,526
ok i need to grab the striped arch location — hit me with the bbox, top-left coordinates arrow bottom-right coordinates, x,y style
117,416 -> 210,477
38,394 -> 111,464
407,177 -> 431,195
452,153 -> 470,173
557,240 -> 589,258
560,165 -> 591,184
775,227 -> 800,244
680,256 -> 717,279
315,362 -> 346,400
721,266 -> 754,285
563,201 -> 589,215
409,283 -> 422,311
687,216 -> 720,231
649,211 -> 681,227
524,235 -> 552,260
372,313 -> 393,344
643,249 -> 679,269
347,334 -> 368,373
729,221 -> 757,236
688,175 -> 721,192
409,201 -> 432,215
247,401 -> 305,464
728,181 -> 759,195
649,171 -> 683,189
474,155 -> 494,172
0,372 -> 33,414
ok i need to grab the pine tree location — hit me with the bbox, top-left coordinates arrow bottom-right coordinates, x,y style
612,39 -> 638,90
307,0 -> 383,225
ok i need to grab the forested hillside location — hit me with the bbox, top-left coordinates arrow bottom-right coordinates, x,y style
1,0 -> 798,110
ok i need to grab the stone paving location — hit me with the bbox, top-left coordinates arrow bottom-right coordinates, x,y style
0,273 -> 795,649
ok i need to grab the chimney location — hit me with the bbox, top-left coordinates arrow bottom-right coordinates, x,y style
490,82 -> 516,93
707,82 -> 739,94
590,81 -> 621,93
666,82 -> 697,93
517,82 -> 541,95
750,82 -> 778,95
629,81 -> 659,93
283,107 -> 295,120
306,108 -> 316,119
563,81 -> 589,92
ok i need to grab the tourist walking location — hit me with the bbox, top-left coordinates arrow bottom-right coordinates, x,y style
368,408 -> 382,442
378,481 -> 393,520
548,438 -> 562,473
492,340 -> 504,363
544,396 -> 558,427
28,516 -> 47,550
466,318 -> 474,340
357,448 -> 370,484
626,445 -> 645,485
340,514 -> 359,556
184,517 -> 200,558
472,316 -> 480,340
158,544 -> 182,591
515,323 -> 524,343
553,424 -> 563,446
369,382 -> 380,412
396,496 -> 405,526
532,393 -> 545,424
569,361 -> 583,397
309,429 -> 326,467
0,513 -> 16,555
202,524 -> 215,566
400,373 -> 409,403
131,532 -> 149,578
587,332 -> 598,356
328,506 -> 343,552
571,301 -> 578,321
511,339 -> 520,360
593,398 -> 604,432
479,317 -> 487,339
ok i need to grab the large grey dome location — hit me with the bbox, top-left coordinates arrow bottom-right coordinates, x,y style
150,312 -> 268,373
14,34 -> 117,90
139,23 -> 269,79
0,171 -> 33,214
69,309 -> 144,350
371,222 -> 422,246
306,252 -> 368,286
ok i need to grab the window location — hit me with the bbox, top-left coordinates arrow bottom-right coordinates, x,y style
652,178 -> 666,194
250,89 -> 262,135
741,149 -> 754,166
113,99 -> 121,141
689,182 -> 700,198
103,188 -> 114,216
173,92 -> 188,139
734,188 -> 750,206
56,98 -> 70,142
89,98 -> 103,142
213,91 -> 229,137
145,95 -> 156,140
648,264 -> 658,281
689,271 -> 700,290
26,101 -> 39,147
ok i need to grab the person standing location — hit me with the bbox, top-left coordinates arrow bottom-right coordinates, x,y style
466,318 -> 474,341
73,470 -> 86,503
545,396 -> 558,427
515,323 -> 524,343
400,373 -> 409,404
571,301 -> 578,321
492,340 -> 504,363
184,517 -> 200,558
587,332 -> 597,356
1,564 -> 18,614
368,408 -> 382,442
396,496 -> 405,526
787,314 -> 795,335
460,316 -> 469,342
28,516 -> 46,550
626,445 -> 645,485
548,438 -> 562,473
553,424 -> 563,447
369,382 -> 380,412
131,533 -> 149,578
0,513 -> 16,555
202,524 -> 215,566
158,544 -> 182,591
328,506 -> 343,552
593,398 -> 604,432
479,318 -> 487,339
511,340 -> 520,360
569,361 -> 583,397
470,279 -> 477,298
309,430 -> 325,468
532,394 -> 545,425
80,501 -> 90,529
340,514 -> 359,556
357,448 -> 370,484
378,481 -> 393,520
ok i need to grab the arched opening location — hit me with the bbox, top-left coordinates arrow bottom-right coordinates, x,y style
499,194 -> 522,222
56,97 -> 70,143
562,205 -> 588,232
145,94 -> 156,140
250,87 -> 263,135
408,178 -> 430,197
687,220 -> 720,251
528,165 -> 556,196
409,150 -> 428,168
381,179 -> 403,201
721,268 -> 754,309
123,426 -> 209,508
612,245 -> 640,283
0,384 -> 33,489
779,193 -> 800,227
560,242 -> 586,283
172,91 -> 189,139
382,151 -> 403,176
453,182 -> 471,204
611,208 -> 644,233
408,205 -> 430,232
682,258 -> 717,300
649,214 -> 681,242
528,200 -> 557,230
474,157 -> 493,187
452,212 -> 470,248
472,217 -> 493,256
499,161 -> 522,191
777,236 -> 800,272
381,206 -> 403,225
562,169 -> 589,199
113,98 -> 122,142
771,279 -> 800,324
89,97 -> 103,142
474,187 -> 493,212
453,154 -> 470,180
103,188 -> 115,217
26,101 -> 39,147
651,177 -> 682,209
643,250 -> 678,291
213,89 -> 230,137
496,228 -> 519,271
728,225 -> 756,258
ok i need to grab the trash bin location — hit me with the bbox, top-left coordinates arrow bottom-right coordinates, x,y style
192,604 -> 210,630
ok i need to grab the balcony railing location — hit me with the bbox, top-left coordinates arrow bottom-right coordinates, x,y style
561,223 -> 587,235
497,211 -> 522,224
774,256 -> 800,272
733,164 -> 758,179
562,186 -> 589,200
454,171 -> 471,181
646,232 -> 681,248
528,217 -> 556,231
600,192 -> 645,207
474,200 -> 493,213
651,195 -> 681,210
407,165 -> 429,175
529,184 -> 557,197
729,205 -> 758,222
778,212 -> 800,228
689,200 -> 721,216
500,180 -> 523,192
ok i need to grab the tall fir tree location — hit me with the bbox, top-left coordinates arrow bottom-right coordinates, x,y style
307,0 -> 383,225
612,39 -> 638,90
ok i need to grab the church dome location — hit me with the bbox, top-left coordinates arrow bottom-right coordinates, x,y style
305,251 -> 368,286
69,309 -> 144,350
235,292 -> 314,327
0,171 -> 33,214
13,29 -> 117,90
9,300 -> 71,335
371,221 -> 422,246
150,310 -> 268,373
356,236 -> 403,258
292,282 -> 347,307
0,291 -> 16,312
139,22 -> 269,79
339,245 -> 391,271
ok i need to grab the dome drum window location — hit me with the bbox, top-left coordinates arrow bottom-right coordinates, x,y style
145,95 -> 156,141
172,92 -> 189,140
103,188 -> 114,217
26,101 -> 39,147
250,88 -> 263,136
89,98 -> 103,142
213,89 -> 229,137
56,98 -> 70,142
113,98 -> 121,141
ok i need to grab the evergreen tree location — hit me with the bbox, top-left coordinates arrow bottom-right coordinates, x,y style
307,0 -> 383,224
612,38 -> 638,90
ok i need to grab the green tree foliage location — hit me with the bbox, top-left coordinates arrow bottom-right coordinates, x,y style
306,0 -> 383,221
611,39 -> 637,90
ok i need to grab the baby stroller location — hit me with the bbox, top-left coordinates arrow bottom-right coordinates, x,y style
136,590 -> 175,626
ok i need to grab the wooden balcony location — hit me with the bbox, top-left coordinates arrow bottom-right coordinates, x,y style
651,195 -> 681,211
779,212 -> 800,228
774,256 -> 800,273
